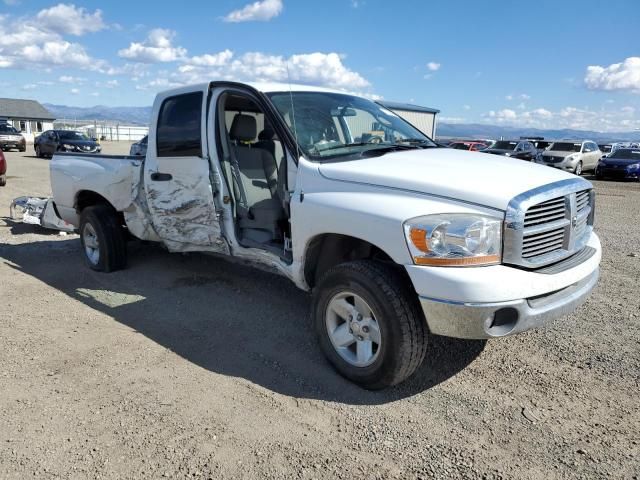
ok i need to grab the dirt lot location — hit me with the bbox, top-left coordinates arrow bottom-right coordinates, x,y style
0,143 -> 638,479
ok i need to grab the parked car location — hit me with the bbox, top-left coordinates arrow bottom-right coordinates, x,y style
49,81 -> 601,389
595,148 -> 640,180
0,123 -> 26,152
483,140 -> 538,161
598,144 -> 613,157
129,135 -> 148,156
448,141 -> 488,151
537,140 -> 601,175
34,130 -> 101,158
0,148 -> 6,186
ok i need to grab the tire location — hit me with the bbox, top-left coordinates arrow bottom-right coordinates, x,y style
574,161 -> 583,176
312,260 -> 428,389
79,204 -> 127,272
0,175 -> 6,187
35,145 -> 41,158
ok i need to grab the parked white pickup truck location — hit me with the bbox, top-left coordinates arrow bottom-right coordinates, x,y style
50,82 -> 601,389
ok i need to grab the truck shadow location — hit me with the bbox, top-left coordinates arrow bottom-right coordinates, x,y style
0,237 -> 486,405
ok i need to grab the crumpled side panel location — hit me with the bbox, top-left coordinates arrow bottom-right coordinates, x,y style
145,173 -> 229,254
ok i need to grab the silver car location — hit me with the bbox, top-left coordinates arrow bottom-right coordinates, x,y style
537,140 -> 601,175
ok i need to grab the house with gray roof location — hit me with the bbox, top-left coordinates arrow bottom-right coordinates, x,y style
0,98 -> 56,143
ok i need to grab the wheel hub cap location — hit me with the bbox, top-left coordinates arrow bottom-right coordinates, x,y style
325,292 -> 381,368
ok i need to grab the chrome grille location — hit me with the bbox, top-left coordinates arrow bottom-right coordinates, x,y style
504,178 -> 595,268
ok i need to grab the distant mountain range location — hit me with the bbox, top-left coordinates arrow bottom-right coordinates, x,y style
43,103 -> 639,143
44,104 -> 152,126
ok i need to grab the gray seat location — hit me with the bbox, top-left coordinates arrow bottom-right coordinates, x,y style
229,114 -> 284,242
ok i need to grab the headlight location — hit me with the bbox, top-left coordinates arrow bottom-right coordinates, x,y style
404,214 -> 502,266
504,153 -> 511,157
628,163 -> 640,170
62,144 -> 77,151
566,154 -> 579,162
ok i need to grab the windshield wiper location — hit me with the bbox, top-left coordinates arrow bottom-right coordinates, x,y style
358,144 -> 420,157
394,138 -> 438,147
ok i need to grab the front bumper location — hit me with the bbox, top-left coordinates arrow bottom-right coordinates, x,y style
0,140 -> 25,150
407,232 -> 601,339
597,166 -> 639,180
419,269 -> 599,339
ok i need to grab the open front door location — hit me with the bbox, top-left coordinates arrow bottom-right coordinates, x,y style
143,87 -> 228,253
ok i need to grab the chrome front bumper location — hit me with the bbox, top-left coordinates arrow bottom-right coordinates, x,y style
419,268 -> 599,339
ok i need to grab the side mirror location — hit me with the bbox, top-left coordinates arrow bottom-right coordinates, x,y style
91,137 -> 98,142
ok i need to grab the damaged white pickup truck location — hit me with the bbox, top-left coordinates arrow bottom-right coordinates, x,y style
50,82 -> 601,389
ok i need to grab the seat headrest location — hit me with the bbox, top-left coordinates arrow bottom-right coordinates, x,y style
230,114 -> 257,142
258,127 -> 275,141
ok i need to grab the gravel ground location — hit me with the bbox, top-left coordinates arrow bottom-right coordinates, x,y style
0,144 -> 638,479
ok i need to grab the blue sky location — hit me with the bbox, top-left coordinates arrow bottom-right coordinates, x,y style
0,0 -> 638,131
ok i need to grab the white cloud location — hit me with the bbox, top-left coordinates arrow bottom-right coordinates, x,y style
223,0 -> 283,23
0,9 -> 107,71
36,4 -> 106,36
488,108 -> 517,120
188,49 -> 233,67
90,92 -> 100,97
58,75 -> 86,83
621,106 -> 635,114
506,93 -> 530,101
70,88 -> 80,94
426,61 -> 440,72
118,28 -> 187,63
463,105 -> 471,110
160,50 -> 370,92
22,83 -> 37,90
481,104 -> 639,132
3,0 -> 21,5
585,57 -> 640,93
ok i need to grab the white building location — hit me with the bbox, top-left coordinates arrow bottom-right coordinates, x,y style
377,101 -> 440,138
0,98 -> 55,143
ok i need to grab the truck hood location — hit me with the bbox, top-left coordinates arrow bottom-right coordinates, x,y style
318,148 -> 576,211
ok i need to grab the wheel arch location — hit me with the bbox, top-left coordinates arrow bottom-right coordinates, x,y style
303,233 -> 401,289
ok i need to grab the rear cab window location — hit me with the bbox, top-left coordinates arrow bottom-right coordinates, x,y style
156,92 -> 203,157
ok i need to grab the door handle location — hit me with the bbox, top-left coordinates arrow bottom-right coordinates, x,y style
150,172 -> 172,181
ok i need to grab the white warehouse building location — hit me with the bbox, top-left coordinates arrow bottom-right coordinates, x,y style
377,101 -> 440,138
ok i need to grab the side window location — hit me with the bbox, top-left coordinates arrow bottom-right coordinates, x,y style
582,143 -> 592,153
157,92 -> 203,157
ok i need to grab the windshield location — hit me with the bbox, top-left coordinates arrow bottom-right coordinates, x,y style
58,131 -> 90,141
267,91 -> 436,160
609,149 -> 640,160
550,142 -> 581,152
492,141 -> 517,150
0,124 -> 19,134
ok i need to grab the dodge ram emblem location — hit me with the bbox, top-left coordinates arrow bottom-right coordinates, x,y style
572,215 -> 578,228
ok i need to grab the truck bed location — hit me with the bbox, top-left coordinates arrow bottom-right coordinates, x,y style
50,152 -> 144,227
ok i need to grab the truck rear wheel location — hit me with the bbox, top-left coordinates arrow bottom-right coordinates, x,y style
79,204 -> 127,272
312,260 -> 428,389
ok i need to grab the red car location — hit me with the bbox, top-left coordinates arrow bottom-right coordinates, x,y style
449,141 -> 489,152
0,149 -> 6,186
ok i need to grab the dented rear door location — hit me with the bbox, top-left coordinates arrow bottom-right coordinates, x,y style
143,87 -> 228,253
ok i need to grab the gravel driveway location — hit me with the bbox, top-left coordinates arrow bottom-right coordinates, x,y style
0,145 -> 638,479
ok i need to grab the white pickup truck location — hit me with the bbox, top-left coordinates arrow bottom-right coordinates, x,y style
50,81 -> 601,389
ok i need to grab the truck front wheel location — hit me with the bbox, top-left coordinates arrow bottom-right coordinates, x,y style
79,204 -> 127,272
312,260 -> 428,389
